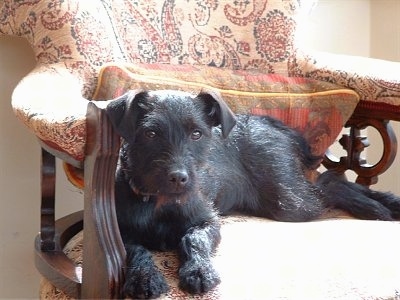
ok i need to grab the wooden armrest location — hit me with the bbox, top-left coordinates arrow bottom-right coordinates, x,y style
82,102 -> 125,298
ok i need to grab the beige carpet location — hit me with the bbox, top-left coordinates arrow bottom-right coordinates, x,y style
40,212 -> 400,299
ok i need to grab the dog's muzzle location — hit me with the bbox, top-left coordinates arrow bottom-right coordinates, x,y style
168,170 -> 189,189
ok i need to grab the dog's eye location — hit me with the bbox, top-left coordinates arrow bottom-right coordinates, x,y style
191,130 -> 202,140
145,130 -> 157,139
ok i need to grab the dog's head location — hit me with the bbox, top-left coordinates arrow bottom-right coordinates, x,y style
106,89 -> 236,206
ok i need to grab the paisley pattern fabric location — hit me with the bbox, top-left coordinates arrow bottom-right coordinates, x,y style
1,0 -> 399,161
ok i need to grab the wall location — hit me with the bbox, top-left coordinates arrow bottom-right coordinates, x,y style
304,0 -> 371,57
0,36 -> 39,298
0,36 -> 83,298
369,0 -> 400,193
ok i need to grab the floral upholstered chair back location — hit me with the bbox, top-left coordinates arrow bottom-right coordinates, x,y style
3,1 -> 305,73
0,0 -> 358,166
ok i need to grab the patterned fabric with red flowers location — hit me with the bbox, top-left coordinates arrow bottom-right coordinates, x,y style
1,0 -> 399,162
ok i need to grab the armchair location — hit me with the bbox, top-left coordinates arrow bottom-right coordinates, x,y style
2,0 -> 400,299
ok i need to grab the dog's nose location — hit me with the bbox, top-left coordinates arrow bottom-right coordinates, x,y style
168,170 -> 189,187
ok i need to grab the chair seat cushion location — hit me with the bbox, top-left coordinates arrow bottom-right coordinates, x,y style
39,212 -> 400,299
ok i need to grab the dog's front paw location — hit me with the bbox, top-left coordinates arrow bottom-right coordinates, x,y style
178,259 -> 221,294
123,266 -> 169,299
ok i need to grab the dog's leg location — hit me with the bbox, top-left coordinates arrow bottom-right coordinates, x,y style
318,170 -> 400,220
365,190 -> 400,219
178,219 -> 221,294
123,244 -> 169,299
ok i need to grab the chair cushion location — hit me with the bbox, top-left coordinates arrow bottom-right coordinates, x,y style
39,212 -> 400,299
94,63 -> 359,157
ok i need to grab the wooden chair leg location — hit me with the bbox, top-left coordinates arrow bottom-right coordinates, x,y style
323,116 -> 397,186
40,148 -> 56,251
82,102 -> 125,299
35,148 -> 82,298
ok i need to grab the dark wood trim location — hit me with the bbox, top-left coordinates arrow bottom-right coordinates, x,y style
35,211 -> 83,298
353,100 -> 400,122
323,102 -> 398,186
40,148 -> 56,251
81,102 -> 125,299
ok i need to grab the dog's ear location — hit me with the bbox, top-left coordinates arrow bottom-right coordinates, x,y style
196,90 -> 236,138
105,90 -> 148,142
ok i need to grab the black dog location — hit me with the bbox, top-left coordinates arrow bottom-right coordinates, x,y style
106,90 -> 400,299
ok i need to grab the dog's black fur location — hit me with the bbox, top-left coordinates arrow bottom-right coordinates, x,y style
106,90 -> 400,299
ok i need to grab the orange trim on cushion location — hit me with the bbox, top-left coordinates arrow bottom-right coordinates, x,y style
94,63 -> 360,100
63,162 -> 84,190
108,71 -> 359,98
